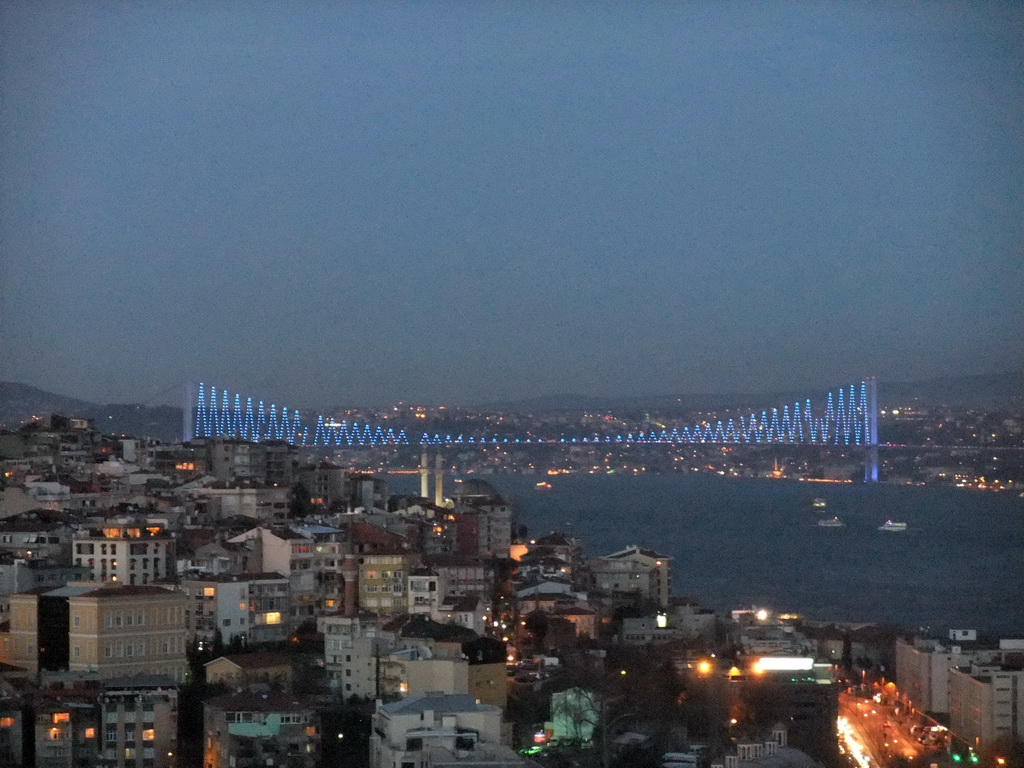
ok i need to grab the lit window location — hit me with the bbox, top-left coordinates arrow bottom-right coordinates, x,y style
0,718 -> 13,728
203,587 -> 215,597
84,727 -> 95,739
265,612 -> 281,625
142,729 -> 155,741
239,602 -> 246,610
49,728 -> 63,740
52,713 -> 70,724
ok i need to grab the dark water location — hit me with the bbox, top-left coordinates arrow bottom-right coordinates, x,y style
393,473 -> 1024,634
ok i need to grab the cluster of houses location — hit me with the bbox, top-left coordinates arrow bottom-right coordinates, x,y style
0,415 -> 713,767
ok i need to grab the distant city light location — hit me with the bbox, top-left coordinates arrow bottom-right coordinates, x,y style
756,657 -> 814,671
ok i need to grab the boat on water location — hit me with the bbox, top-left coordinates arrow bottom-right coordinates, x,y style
878,520 -> 908,532
535,482 -> 553,490
817,516 -> 844,527
810,497 -> 827,510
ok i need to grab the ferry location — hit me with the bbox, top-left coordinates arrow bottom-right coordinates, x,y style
535,482 -> 553,491
817,516 -> 844,527
810,497 -> 827,510
878,520 -> 908,532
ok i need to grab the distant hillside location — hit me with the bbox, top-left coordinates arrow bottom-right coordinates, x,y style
0,382 -> 182,442
2,371 -> 1020,442
484,371 -> 1024,413
879,371 -> 1024,408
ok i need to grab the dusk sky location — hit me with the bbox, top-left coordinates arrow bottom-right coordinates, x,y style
2,1 -> 1022,407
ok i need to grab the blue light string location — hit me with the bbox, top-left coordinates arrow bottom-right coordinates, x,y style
193,381 -> 876,448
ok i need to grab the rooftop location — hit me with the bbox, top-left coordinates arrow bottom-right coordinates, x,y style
380,691 -> 497,716
102,674 -> 178,691
206,652 -> 293,670
207,690 -> 314,713
75,584 -> 178,599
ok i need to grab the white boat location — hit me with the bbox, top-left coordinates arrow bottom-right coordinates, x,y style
810,497 -> 827,510
818,516 -> 844,527
878,520 -> 908,532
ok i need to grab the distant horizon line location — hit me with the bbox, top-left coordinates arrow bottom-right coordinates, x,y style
3,368 -> 1022,412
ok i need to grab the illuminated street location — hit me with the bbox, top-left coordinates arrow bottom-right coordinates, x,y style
839,690 -> 933,768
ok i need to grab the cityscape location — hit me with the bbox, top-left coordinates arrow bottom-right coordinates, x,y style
2,3 -> 1023,768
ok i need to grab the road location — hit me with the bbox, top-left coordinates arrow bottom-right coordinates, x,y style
839,690 -> 937,768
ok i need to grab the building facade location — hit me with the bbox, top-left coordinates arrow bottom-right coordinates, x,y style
99,675 -> 179,768
203,691 -> 319,768
73,525 -> 174,586
370,692 -> 524,768
69,585 -> 188,681
949,662 -> 1024,751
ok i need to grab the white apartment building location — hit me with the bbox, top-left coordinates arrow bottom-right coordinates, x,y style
590,545 -> 672,608
73,524 -> 174,586
228,527 -> 319,621
320,615 -> 396,699
370,692 -> 526,768
950,661 -> 1024,750
895,635 -> 1004,714
181,572 -> 290,647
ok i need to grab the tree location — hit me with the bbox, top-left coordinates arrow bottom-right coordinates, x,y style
289,482 -> 312,518
552,686 -> 601,745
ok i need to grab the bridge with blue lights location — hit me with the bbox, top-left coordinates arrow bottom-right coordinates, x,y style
185,379 -> 879,480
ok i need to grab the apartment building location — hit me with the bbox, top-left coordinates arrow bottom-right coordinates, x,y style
203,691 -> 319,768
590,544 -> 672,608
69,585 -> 187,681
0,520 -> 74,562
181,572 -> 290,648
320,614 -> 395,699
99,675 -> 179,768
896,634 -> 1004,714
228,527 -> 319,621
359,552 -> 418,617
73,524 -> 174,586
33,690 -> 100,768
370,692 -> 525,768
950,661 -> 1024,750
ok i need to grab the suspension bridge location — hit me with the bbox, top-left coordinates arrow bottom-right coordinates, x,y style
185,378 -> 880,481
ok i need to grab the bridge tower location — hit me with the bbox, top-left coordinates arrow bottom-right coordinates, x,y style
183,380 -> 195,443
863,377 -> 879,483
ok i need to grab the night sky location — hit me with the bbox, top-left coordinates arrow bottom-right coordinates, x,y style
2,2 -> 1022,407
